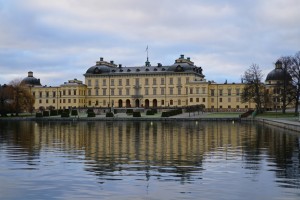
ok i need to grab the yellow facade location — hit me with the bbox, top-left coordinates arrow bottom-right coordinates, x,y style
26,55 -> 255,111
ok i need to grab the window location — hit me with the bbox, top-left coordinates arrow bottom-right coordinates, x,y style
39,92 -> 42,98
228,97 -> 231,102
88,80 -> 91,86
178,77 -> 181,85
145,78 -> 149,85
53,99 -> 55,103
95,89 -> 99,96
219,98 -> 222,102
190,98 -> 193,102
153,78 -> 157,85
103,100 -> 106,106
170,100 -> 173,105
103,88 -> 106,96
39,99 -> 42,103
68,99 -> 71,103
170,88 -> 173,95
178,99 -> 181,105
118,79 -> 122,86
202,98 -> 206,102
126,88 -> 130,95
103,79 -> 106,86
219,89 -> 223,96
161,78 -> 165,85
63,99 -> 66,103
46,91 -> 49,97
95,80 -> 99,86
153,88 -> 157,95
46,99 -> 48,104
186,77 -> 189,83
63,90 -> 66,95
236,88 -> 240,95
178,88 -> 181,95
52,91 -> 56,97
228,105 -> 231,109
111,79 -> 114,86
145,88 -> 149,95
228,89 -> 232,96
210,89 -> 215,96
73,99 -> 76,103
202,87 -> 206,94
88,89 -> 91,96
118,88 -> 122,95
68,90 -> 71,95
32,92 -> 35,97
161,88 -> 165,95
135,78 -> 139,85
161,100 -> 164,105
89,101 -> 91,106
211,98 -> 214,102
169,78 -> 173,85
111,88 -> 115,96
196,98 -> 199,102
196,87 -> 200,94
236,97 -> 240,102
190,88 -> 193,94
126,79 -> 130,86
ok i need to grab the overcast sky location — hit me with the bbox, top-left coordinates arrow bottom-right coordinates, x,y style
0,0 -> 299,86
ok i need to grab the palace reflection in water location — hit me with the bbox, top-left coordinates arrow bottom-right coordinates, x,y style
0,121 -> 300,199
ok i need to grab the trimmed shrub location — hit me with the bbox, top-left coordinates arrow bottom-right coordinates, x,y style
87,112 -> 96,117
61,112 -> 70,118
71,110 -> 78,116
151,109 -> 158,114
87,108 -> 94,114
146,110 -> 155,115
43,110 -> 50,117
114,109 -> 117,114
126,109 -> 133,115
64,109 -> 70,114
106,112 -> 114,117
133,111 -> 141,117
50,110 -> 58,116
161,109 -> 182,117
58,109 -> 63,115
36,112 -> 43,118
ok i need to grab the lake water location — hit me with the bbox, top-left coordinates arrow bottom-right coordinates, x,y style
0,121 -> 300,200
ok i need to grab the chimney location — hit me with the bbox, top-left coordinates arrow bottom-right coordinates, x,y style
187,57 -> 190,61
119,64 -> 122,68
100,57 -> 103,61
180,54 -> 184,59
28,71 -> 33,77
110,61 -> 114,64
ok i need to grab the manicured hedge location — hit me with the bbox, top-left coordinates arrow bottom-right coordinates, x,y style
126,109 -> 133,115
146,110 -> 155,115
61,112 -> 70,118
133,111 -> 141,117
71,110 -> 78,116
43,110 -> 50,117
87,112 -> 96,117
50,110 -> 58,116
106,112 -> 114,117
161,109 -> 182,117
36,112 -> 43,118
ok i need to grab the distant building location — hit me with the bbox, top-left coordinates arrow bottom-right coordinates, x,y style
23,55 -> 255,111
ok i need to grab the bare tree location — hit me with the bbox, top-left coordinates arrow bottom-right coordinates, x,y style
0,84 -> 14,116
241,64 -> 265,113
289,51 -> 300,114
9,79 -> 35,116
277,57 -> 296,114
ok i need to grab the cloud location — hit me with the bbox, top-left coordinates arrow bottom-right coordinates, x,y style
0,0 -> 299,85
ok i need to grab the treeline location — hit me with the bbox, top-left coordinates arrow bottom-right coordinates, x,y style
0,80 -> 34,117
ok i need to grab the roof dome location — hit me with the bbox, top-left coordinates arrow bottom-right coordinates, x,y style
85,65 -> 112,74
21,71 -> 41,86
265,61 -> 291,82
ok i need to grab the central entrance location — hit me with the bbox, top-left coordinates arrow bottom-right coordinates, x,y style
135,99 -> 140,107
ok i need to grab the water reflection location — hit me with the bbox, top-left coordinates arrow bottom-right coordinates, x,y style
0,121 -> 300,199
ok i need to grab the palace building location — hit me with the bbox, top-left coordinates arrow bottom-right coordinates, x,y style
22,55 -> 256,111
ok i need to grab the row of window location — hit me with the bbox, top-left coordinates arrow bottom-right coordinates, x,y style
33,89 -> 85,98
87,77 -> 191,87
38,99 -> 86,104
210,88 -> 240,96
